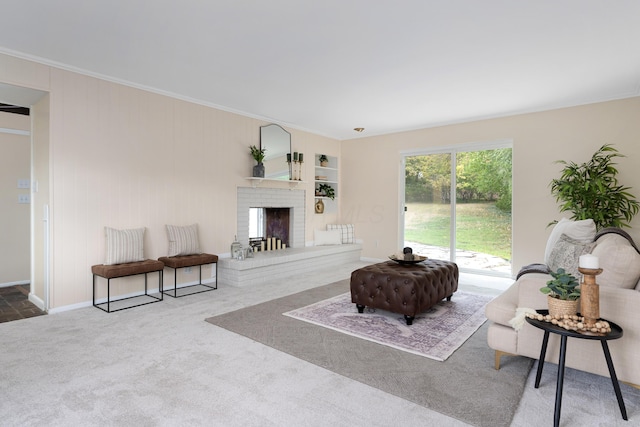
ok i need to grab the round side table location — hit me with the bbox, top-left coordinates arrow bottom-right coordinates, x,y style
526,310 -> 627,427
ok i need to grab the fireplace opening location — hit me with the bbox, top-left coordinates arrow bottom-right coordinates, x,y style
249,207 -> 290,248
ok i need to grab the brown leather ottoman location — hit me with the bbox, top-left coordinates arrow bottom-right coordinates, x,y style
350,259 -> 459,325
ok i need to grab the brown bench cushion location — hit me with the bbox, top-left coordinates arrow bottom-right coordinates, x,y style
158,253 -> 218,269
92,259 -> 165,279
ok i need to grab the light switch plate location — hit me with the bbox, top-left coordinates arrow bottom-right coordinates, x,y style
18,194 -> 30,204
18,179 -> 30,189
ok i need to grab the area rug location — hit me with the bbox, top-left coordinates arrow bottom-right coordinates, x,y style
283,291 -> 490,361
205,279 -> 533,427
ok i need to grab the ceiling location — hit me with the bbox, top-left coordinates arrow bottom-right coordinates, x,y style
1,1 -> 639,140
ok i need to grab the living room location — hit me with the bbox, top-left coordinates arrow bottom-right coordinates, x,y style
1,2 -> 640,425
3,63 -> 640,312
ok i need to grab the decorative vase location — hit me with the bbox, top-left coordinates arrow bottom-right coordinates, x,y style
252,162 -> 265,178
320,160 -> 328,167
315,199 -> 325,214
547,295 -> 579,317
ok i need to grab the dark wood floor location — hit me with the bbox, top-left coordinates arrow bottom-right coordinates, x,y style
0,284 -> 46,323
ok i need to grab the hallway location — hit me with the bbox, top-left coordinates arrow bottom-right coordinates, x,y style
0,284 -> 46,323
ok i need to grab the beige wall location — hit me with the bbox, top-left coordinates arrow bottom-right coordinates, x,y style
341,97 -> 640,273
1,52 -> 341,310
0,112 -> 30,285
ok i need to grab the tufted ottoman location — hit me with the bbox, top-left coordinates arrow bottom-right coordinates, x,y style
350,260 -> 459,325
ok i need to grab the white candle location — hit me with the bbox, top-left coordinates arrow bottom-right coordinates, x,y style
277,239 -> 281,250
260,241 -> 265,252
579,254 -> 599,269
266,238 -> 271,251
282,243 -> 286,249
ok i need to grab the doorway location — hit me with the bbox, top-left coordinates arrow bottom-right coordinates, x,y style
403,142 -> 512,276
0,84 -> 50,312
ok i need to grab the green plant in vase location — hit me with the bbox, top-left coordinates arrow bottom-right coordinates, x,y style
540,268 -> 580,301
318,154 -> 329,167
317,183 -> 335,200
249,145 -> 266,163
249,145 -> 266,178
540,267 -> 581,317
550,144 -> 640,229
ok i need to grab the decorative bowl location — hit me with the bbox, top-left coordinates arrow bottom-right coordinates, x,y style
388,254 -> 428,264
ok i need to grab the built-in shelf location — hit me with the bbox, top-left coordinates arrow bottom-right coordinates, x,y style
245,177 -> 305,188
314,154 -> 338,213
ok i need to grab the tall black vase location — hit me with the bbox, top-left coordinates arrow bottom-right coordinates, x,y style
253,162 -> 265,178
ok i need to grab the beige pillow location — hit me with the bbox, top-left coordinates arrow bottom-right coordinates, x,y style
104,227 -> 145,265
315,229 -> 342,246
544,218 -> 596,265
547,233 -> 596,278
166,224 -> 201,256
326,224 -> 355,244
592,233 -> 640,289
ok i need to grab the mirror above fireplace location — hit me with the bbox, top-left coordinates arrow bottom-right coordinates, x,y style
260,124 -> 291,180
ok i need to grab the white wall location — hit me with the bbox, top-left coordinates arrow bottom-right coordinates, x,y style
341,97 -> 640,274
0,112 -> 30,285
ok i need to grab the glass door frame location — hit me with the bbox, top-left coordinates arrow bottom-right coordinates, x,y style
400,139 -> 513,278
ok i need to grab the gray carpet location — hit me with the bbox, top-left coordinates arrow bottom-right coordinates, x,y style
206,279 -> 534,427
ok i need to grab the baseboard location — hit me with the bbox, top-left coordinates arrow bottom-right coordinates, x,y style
0,280 -> 30,288
28,293 -> 45,311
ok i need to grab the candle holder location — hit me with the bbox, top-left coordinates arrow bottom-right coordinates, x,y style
287,159 -> 293,180
298,159 -> 303,181
578,266 -> 603,330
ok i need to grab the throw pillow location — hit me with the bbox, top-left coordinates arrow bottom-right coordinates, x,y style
326,224 -> 355,244
547,233 -> 596,278
544,218 -> 596,265
166,224 -> 202,256
315,229 -> 342,246
592,233 -> 640,289
104,227 -> 145,265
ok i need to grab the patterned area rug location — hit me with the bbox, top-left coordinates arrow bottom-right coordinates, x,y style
284,290 -> 491,361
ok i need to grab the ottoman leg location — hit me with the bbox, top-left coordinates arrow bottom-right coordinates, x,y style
356,304 -> 365,313
446,295 -> 452,301
404,315 -> 414,325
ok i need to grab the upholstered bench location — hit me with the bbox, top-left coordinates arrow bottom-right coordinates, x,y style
350,259 -> 459,325
158,253 -> 218,298
92,259 -> 164,313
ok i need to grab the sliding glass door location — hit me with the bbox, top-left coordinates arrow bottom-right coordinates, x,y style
403,144 -> 512,276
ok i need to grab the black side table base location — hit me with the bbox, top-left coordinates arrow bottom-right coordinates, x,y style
527,311 -> 627,427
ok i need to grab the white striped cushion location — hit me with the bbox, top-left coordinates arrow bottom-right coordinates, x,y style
166,224 -> 201,256
326,224 -> 355,244
104,227 -> 145,265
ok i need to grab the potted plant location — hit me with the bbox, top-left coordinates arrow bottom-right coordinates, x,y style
540,268 -> 580,317
319,154 -> 329,167
249,145 -> 266,177
317,183 -> 335,200
550,144 -> 640,229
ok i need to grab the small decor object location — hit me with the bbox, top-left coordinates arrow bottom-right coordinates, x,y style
315,199 -> 325,214
550,144 -> 640,229
319,154 -> 328,167
389,248 -> 427,264
525,312 -> 612,335
540,268 -> 580,317
230,235 -> 243,259
249,145 -> 266,178
578,254 -> 603,330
